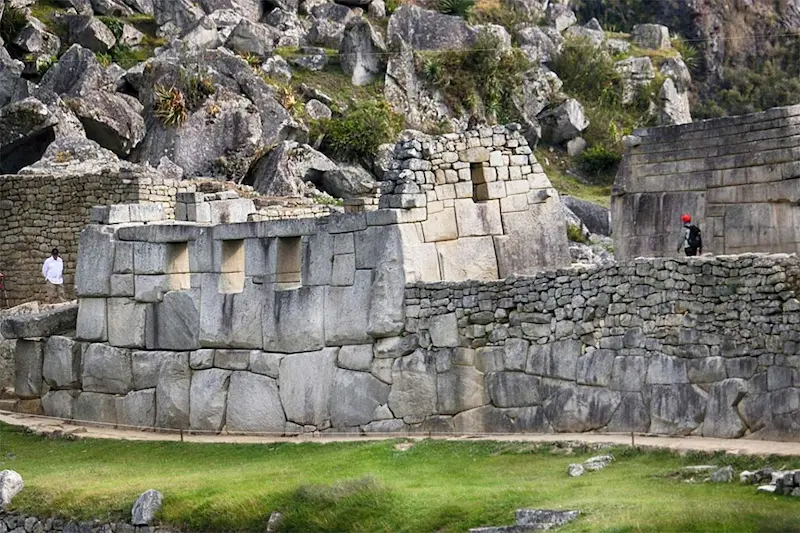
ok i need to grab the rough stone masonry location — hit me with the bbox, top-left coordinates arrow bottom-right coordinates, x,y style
613,104 -> 800,260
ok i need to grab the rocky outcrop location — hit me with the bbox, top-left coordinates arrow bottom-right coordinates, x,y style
0,98 -> 58,174
387,6 -> 477,51
340,19 -> 386,87
63,91 -> 145,155
538,99 -> 589,144
244,141 -> 336,197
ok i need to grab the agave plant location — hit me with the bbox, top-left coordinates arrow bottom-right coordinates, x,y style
154,85 -> 188,127
437,0 -> 474,18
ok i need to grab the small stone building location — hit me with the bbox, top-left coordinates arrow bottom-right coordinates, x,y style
612,104 -> 800,259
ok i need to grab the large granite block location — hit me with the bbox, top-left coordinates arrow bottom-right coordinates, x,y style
200,276 -> 264,349
437,366 -> 487,414
15,340 -> 44,399
388,350 -> 437,418
42,390 -> 77,419
42,336 -> 82,389
263,286 -> 325,353
74,392 -> 117,425
453,199 -> 502,237
82,343 -> 132,394
132,351 -> 186,390
329,369 -> 390,427
190,368 -> 231,431
494,200 -> 570,277
324,270 -> 373,345
226,371 -> 285,432
76,226 -> 115,297
146,290 -> 200,350
436,236 -> 498,281
279,348 -> 338,426
367,260 -> 405,338
1,304 -> 78,339
116,389 -> 156,428
76,298 -> 107,342
155,354 -> 191,429
107,298 -> 148,348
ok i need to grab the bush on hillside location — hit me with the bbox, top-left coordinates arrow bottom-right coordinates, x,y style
418,34 -> 529,124
310,100 -> 404,162
437,0 -> 474,18
0,6 -> 27,45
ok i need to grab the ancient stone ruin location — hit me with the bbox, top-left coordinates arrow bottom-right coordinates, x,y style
613,104 -> 800,260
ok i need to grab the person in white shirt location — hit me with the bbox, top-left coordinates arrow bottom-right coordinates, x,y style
42,248 -> 65,303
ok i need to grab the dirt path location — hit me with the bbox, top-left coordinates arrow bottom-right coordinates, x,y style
2,411 -> 798,456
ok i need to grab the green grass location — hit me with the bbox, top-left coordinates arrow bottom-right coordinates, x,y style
3,424 -> 799,533
536,148 -> 612,207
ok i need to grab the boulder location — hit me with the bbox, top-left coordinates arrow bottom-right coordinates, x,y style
387,6 -> 478,51
368,0 -> 385,17
91,0 -> 135,16
544,4 -> 576,33
225,371 -> 285,432
225,19 -> 278,59
0,97 -> 59,174
0,303 -> 78,339
189,368 -> 231,431
658,78 -> 692,126
64,91 -> 145,156
306,18 -> 345,48
516,25 -> 562,63
13,17 -> 60,57
562,196 -> 610,236
585,18 -> 603,32
340,19 -> 386,86
155,355 -> 191,429
19,137 -> 147,177
260,55 -> 292,83
66,15 -> 117,53
305,98 -> 331,119
322,164 -> 378,198
310,2 -> 357,24
710,465 -> 733,483
329,369 -> 390,427
631,24 -> 671,50
567,463 -> 584,477
132,49 -> 302,181
512,66 -> 562,142
563,25 -> 604,47
40,44 -> 108,97
614,57 -> 655,104
244,141 -> 337,197
498,0 -> 547,18
292,47 -> 327,71
514,510 -> 579,530
0,470 -> 24,507
279,348 -> 338,425
538,98 -> 589,144
152,0 -> 205,36
263,9 -> 307,47
605,38 -> 630,55
131,489 -> 163,525
660,57 -> 692,92
159,15 -> 222,56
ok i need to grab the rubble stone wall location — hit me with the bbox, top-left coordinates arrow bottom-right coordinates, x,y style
612,104 -> 800,260
15,252 -> 800,440
0,172 -> 192,307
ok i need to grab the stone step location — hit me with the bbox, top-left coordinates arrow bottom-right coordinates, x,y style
0,399 -> 17,412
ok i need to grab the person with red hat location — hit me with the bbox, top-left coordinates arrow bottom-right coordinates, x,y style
677,214 -> 702,256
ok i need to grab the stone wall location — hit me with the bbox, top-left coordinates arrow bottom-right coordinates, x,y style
14,253 -> 800,440
612,104 -> 800,260
0,171 -> 192,307
0,511 -> 175,533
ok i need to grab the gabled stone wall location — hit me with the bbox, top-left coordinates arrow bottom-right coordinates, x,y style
612,104 -> 800,260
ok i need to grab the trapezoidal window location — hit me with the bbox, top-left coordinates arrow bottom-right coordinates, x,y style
167,242 -> 190,291
275,237 -> 302,291
471,163 -> 489,202
219,239 -> 245,294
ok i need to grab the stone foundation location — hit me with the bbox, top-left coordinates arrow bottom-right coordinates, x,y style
13,254 -> 800,440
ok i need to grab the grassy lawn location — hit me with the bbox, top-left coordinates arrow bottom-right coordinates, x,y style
2,425 -> 798,533
536,148 -> 612,207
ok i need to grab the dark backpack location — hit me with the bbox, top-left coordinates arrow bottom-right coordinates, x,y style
687,225 -> 701,249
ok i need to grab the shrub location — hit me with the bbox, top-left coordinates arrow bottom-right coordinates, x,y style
437,0 -> 474,18
154,85 -> 188,127
385,0 -> 401,15
310,100 -> 403,162
575,145 -> 621,179
566,223 -> 588,244
184,73 -> 216,110
469,5 -> 537,31
98,16 -> 124,40
418,33 -> 530,124
0,6 -> 27,45
672,36 -> 700,72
